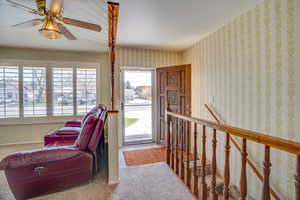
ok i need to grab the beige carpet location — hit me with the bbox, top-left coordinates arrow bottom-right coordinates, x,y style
0,144 -> 196,200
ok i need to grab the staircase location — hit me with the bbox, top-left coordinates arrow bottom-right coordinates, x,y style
164,104 -> 300,200
173,155 -> 243,200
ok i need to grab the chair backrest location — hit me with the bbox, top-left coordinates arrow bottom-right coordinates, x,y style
81,106 -> 98,126
75,113 -> 98,150
81,104 -> 106,126
87,110 -> 107,154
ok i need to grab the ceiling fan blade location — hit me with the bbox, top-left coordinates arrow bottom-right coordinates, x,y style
6,0 -> 39,14
57,23 -> 76,40
35,0 -> 46,12
11,19 -> 43,28
49,0 -> 64,15
62,17 -> 101,32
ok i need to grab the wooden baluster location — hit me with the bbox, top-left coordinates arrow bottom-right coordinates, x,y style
166,114 -> 171,166
261,146 -> 271,200
172,117 -> 176,170
200,126 -> 208,199
210,129 -> 218,200
223,133 -> 231,200
240,138 -> 248,200
173,117 -> 177,172
295,156 -> 300,200
181,119 -> 185,180
194,123 -> 199,197
186,121 -> 191,188
170,117 -> 174,170
176,118 -> 180,175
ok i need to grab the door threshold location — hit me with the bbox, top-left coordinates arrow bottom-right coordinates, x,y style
123,140 -> 155,146
121,142 -> 163,151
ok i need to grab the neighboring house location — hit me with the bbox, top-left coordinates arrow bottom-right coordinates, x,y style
125,88 -> 136,100
135,86 -> 151,100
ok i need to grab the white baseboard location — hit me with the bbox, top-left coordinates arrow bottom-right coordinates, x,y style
108,179 -> 120,185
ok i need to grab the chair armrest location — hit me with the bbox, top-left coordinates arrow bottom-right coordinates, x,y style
56,127 -> 81,135
0,146 -> 85,170
64,120 -> 82,127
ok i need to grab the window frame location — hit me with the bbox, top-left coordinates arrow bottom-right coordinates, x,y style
52,67 -> 75,117
22,66 -> 48,118
0,59 -> 100,125
0,66 -> 20,119
76,68 -> 97,115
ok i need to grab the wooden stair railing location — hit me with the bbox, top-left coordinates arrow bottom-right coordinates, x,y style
204,104 -> 280,200
165,108 -> 300,200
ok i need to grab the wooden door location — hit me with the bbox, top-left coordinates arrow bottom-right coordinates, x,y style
156,65 -> 191,144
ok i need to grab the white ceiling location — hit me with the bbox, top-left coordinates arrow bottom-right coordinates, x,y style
0,0 -> 262,52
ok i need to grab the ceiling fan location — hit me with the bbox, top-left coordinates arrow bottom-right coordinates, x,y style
6,0 -> 102,40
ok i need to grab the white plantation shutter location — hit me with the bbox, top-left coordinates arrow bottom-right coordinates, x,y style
23,67 -> 47,117
52,68 -> 74,116
76,68 -> 97,115
0,66 -> 98,120
0,66 -> 19,118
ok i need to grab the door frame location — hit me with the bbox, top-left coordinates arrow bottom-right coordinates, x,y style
120,67 -> 156,145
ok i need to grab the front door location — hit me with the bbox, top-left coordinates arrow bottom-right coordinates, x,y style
122,69 -> 155,144
156,65 -> 191,144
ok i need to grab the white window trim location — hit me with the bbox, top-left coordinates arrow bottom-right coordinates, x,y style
18,66 -> 24,118
0,59 -> 100,125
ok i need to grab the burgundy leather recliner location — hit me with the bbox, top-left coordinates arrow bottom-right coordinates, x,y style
44,105 -> 106,146
0,107 -> 107,200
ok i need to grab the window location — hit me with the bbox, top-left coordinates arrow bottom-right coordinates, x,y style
77,69 -> 97,115
0,65 -> 98,120
52,68 -> 74,116
0,66 -> 19,118
23,67 -> 47,117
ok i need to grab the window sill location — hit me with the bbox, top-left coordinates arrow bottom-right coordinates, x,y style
0,116 -> 83,126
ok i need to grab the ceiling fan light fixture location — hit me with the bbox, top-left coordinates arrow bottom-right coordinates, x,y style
39,20 -> 62,39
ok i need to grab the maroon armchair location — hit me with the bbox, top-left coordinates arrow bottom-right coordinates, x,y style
63,104 -> 105,128
44,104 -> 106,146
0,108 -> 107,200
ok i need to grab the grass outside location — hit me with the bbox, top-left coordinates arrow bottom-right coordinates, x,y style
125,117 -> 138,128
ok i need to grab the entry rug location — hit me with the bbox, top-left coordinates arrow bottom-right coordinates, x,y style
123,147 -> 194,166
123,147 -> 166,166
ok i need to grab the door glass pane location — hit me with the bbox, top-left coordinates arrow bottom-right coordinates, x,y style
124,70 -> 152,143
